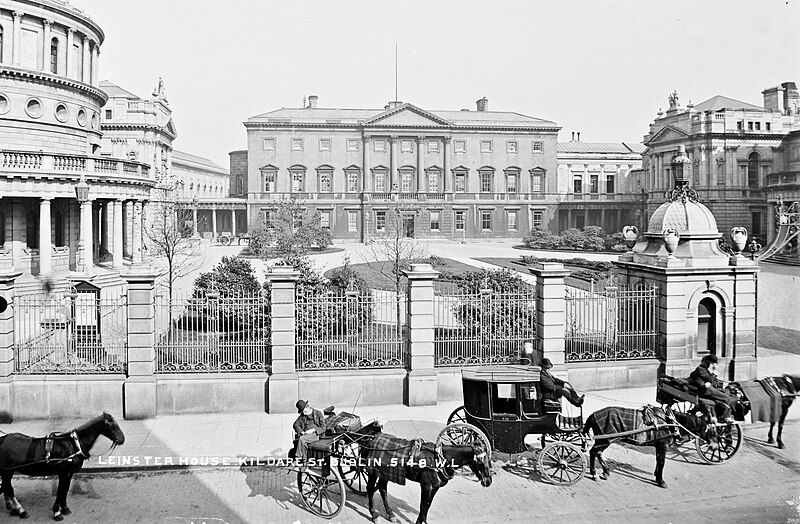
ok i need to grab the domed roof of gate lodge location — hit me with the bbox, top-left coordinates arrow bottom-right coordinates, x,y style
647,197 -> 720,237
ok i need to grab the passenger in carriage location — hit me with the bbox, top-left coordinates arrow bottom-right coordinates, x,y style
293,399 -> 325,460
539,358 -> 584,407
688,355 -> 737,423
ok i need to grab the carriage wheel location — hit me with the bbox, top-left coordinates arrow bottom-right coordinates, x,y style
447,405 -> 467,425
542,431 -> 584,448
297,467 -> 346,519
695,423 -> 742,464
437,423 -> 491,453
537,441 -> 586,486
337,441 -> 368,495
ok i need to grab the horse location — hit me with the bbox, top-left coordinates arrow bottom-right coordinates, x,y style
363,439 -> 492,524
0,412 -> 125,521
766,374 -> 800,449
582,405 -> 717,489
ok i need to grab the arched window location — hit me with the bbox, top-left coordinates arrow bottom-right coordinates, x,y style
747,152 -> 760,189
316,165 -> 334,193
50,37 -> 58,74
260,165 -> 278,192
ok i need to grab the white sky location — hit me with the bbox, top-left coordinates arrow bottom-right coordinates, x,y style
76,0 -> 800,167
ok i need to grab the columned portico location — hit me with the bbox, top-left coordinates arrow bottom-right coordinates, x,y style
78,198 -> 93,275
131,201 -> 143,265
211,207 -> 217,238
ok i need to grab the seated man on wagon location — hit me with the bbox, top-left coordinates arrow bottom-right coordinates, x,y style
539,358 -> 584,407
293,399 -> 325,461
688,355 -> 737,423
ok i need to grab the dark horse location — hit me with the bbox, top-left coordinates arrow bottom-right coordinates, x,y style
766,374 -> 800,449
364,440 -> 492,524
0,412 -> 125,521
582,405 -> 716,489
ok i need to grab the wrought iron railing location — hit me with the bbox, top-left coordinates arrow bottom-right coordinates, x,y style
12,293 -> 128,374
295,287 -> 406,370
433,288 -> 536,367
565,285 -> 657,362
154,291 -> 271,373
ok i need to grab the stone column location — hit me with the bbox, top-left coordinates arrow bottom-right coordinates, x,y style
81,35 -> 90,83
389,136 -> 398,191
11,12 -> 22,66
416,136 -> 424,193
122,271 -> 158,419
264,266 -> 300,413
529,262 -> 570,377
403,263 -> 440,406
93,202 -> 101,262
42,19 -> 52,72
91,45 -> 100,87
0,270 -> 22,421
131,201 -> 143,265
443,137 -> 451,193
112,200 -> 123,269
39,198 -> 52,276
123,201 -> 132,258
192,206 -> 199,237
729,266 -> 759,380
231,209 -> 237,237
211,207 -> 217,239
102,201 -> 113,260
362,136 -> 371,192
78,199 -> 94,275
65,28 -> 75,79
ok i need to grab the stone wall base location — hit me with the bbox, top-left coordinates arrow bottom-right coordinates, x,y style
157,374 -> 268,415
298,369 -> 406,411
404,370 -> 437,406
123,377 -> 156,419
566,359 -> 660,391
11,376 -> 124,420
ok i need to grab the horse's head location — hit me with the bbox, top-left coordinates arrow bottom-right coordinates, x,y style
100,412 -> 125,446
467,440 -> 492,488
784,374 -> 800,394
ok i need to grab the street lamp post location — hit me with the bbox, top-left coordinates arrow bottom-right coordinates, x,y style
75,175 -> 91,274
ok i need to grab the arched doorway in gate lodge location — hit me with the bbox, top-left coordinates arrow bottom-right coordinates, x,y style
697,297 -> 717,356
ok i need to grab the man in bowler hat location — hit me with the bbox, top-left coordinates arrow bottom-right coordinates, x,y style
539,358 -> 584,407
293,399 -> 325,460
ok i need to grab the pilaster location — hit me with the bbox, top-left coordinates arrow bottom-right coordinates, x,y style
264,266 -> 300,413
403,263 -> 439,406
122,271 -> 158,419
529,262 -> 570,378
0,270 -> 22,422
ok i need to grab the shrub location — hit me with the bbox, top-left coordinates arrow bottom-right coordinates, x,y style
523,226 -> 562,249
194,256 -> 260,297
560,228 -> 587,249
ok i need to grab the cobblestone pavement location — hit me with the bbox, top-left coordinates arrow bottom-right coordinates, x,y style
3,421 -> 798,523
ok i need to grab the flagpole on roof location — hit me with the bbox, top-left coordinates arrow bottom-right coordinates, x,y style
395,43 -> 398,104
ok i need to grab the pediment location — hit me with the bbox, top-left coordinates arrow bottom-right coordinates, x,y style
646,125 -> 689,145
364,103 -> 451,127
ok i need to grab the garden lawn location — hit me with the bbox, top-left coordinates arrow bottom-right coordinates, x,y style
324,258 -> 481,291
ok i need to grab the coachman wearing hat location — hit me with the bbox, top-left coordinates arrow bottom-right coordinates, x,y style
292,399 -> 325,460
688,355 -> 737,423
539,358 -> 584,407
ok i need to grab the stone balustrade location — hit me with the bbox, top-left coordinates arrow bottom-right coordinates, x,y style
1,150 -> 151,181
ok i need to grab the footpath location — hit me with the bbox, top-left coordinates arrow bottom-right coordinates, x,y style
2,351 -> 797,472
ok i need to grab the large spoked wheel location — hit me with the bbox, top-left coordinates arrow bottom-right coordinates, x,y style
537,441 -> 586,486
696,423 -> 742,464
447,405 -> 467,425
437,422 -> 492,470
297,467 -> 346,519
542,431 -> 585,448
337,441 -> 368,494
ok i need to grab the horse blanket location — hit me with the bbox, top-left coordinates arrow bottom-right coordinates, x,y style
0,433 -> 62,470
736,380 -> 774,423
591,406 -> 674,445
364,433 -> 437,486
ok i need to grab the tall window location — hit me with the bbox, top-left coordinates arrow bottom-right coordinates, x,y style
747,152 -> 760,189
532,211 -> 543,228
320,210 -> 331,230
50,37 -> 59,74
376,211 -> 386,231
606,174 -> 615,194
455,211 -> 466,231
400,169 -> 413,192
348,211 -> 358,232
290,167 -> 305,192
479,168 -> 493,193
505,170 -> 518,193
237,176 -> 244,195
531,168 -> 544,193
318,169 -> 332,193
480,211 -> 492,231
430,211 -> 440,231
262,209 -> 275,226
590,174 -> 599,193
454,169 -> 467,193
507,210 -> 517,230
374,169 -> 386,192
427,170 -> 440,193
262,167 -> 277,192
573,174 -> 583,193
346,168 -> 359,193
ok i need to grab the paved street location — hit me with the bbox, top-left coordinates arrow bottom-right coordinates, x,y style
3,421 -> 798,523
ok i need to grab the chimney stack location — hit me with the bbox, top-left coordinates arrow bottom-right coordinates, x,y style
577,132 -> 581,141
308,95 -> 318,109
571,132 -> 575,141
476,97 -> 488,112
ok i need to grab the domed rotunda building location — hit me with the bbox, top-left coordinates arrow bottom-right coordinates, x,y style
1,0 -> 153,293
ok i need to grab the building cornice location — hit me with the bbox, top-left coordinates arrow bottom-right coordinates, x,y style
12,0 -> 105,43
645,132 -> 787,149
243,121 -> 560,134
0,66 -> 108,106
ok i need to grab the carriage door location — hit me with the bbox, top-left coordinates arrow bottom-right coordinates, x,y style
489,383 -> 524,454
697,297 -> 716,355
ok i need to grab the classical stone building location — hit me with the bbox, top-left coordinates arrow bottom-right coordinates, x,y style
1,0 -> 152,294
244,96 -> 561,241
229,149 -> 247,198
642,84 -> 800,241
556,137 -> 646,232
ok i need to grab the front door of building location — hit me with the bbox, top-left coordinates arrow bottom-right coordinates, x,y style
403,214 -> 415,238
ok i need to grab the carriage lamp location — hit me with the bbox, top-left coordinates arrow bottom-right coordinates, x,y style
75,177 -> 90,203
622,225 -> 638,253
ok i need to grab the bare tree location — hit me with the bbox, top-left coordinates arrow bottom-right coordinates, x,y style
364,201 -> 429,328
143,194 -> 200,305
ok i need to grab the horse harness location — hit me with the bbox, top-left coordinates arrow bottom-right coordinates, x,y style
43,431 -> 90,464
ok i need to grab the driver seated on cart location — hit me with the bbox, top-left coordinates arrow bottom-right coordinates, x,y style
293,399 -> 326,461
539,358 -> 584,407
688,355 -> 737,423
